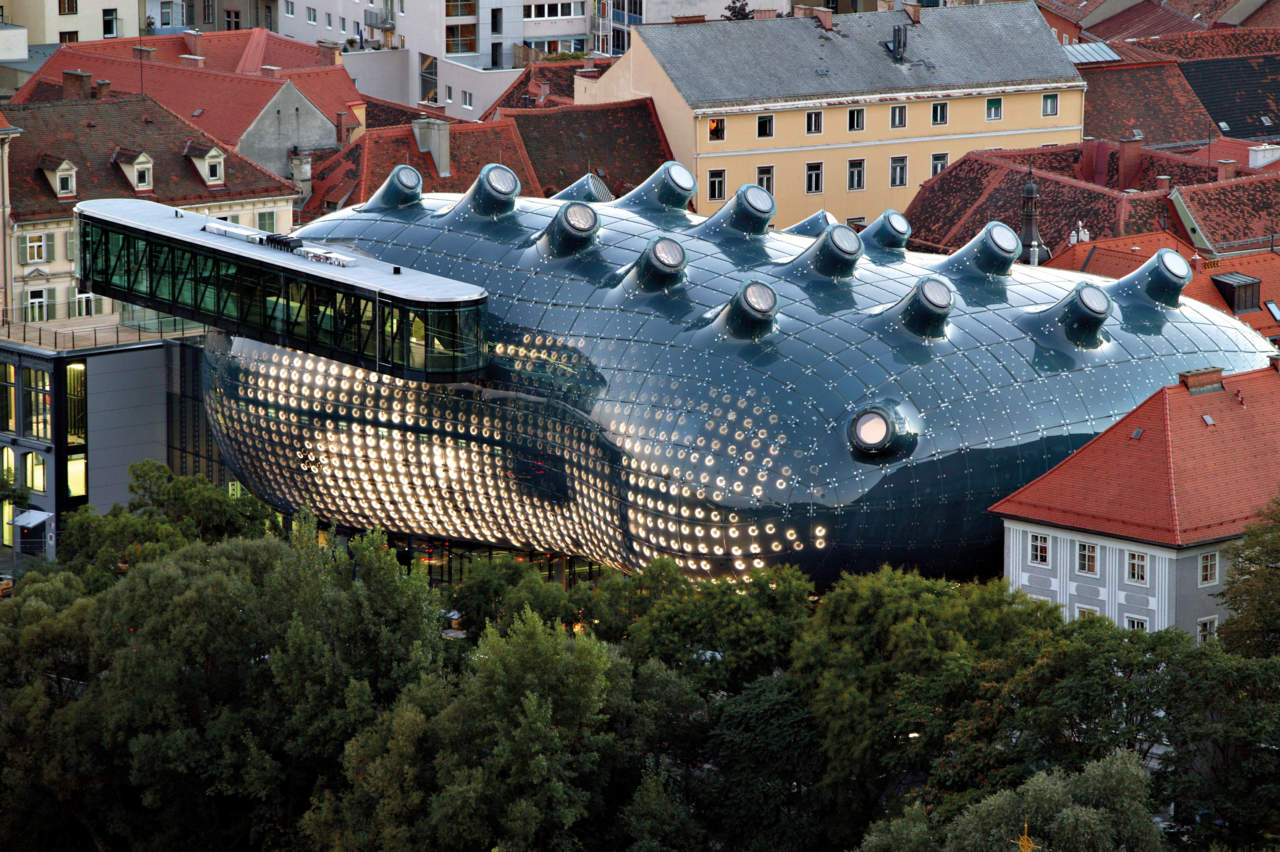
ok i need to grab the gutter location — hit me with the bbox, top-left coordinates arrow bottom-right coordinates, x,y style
690,80 -> 1088,117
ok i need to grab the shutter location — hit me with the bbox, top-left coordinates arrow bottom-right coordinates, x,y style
65,230 -> 77,262
16,235 -> 27,266
66,287 -> 78,317
45,293 -> 56,320
45,234 -> 55,263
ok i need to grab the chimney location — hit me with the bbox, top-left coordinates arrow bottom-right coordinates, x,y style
1179,366 -> 1224,393
1191,252 -> 1203,274
133,45 -> 156,61
1019,177 -> 1051,266
92,78 -> 111,99
183,28 -> 203,56
412,117 -> 450,177
260,65 -> 282,78
1118,132 -> 1143,189
1217,158 -> 1237,181
1156,174 -> 1171,192
336,110 -> 347,146
61,69 -> 92,100
903,2 -> 922,24
582,58 -> 594,70
814,6 -> 833,29
538,81 -> 550,103
179,54 -> 206,68
1249,143 -> 1280,170
290,152 -> 313,200
672,14 -> 705,23
886,24 -> 908,62
753,8 -> 778,18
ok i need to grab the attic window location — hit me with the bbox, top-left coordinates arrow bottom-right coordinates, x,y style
208,159 -> 221,181
137,167 -> 151,188
1266,300 -> 1280,322
1263,116 -> 1275,127
1218,121 -> 1230,132
1203,414 -> 1215,426
58,174 -> 72,195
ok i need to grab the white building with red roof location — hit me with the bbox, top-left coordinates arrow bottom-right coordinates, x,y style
990,361 -> 1280,639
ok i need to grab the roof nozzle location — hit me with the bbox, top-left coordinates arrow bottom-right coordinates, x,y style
540,202 -> 600,257
696,183 -> 776,237
1017,282 -> 1112,350
860,209 -> 911,253
361,164 -> 423,210
782,209 -> 838,237
893,276 -> 954,339
723,280 -> 779,338
455,163 -> 521,217
612,161 -> 697,213
1110,248 -> 1191,308
633,236 -> 687,291
940,221 -> 1021,279
785,223 -> 862,279
848,397 -> 921,460
551,172 -> 615,203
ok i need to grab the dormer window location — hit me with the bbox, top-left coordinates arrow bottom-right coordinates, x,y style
114,149 -> 154,192
186,143 -> 225,187
39,156 -> 78,198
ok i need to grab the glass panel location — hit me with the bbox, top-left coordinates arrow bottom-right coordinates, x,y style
65,362 -> 86,448
67,453 -> 86,497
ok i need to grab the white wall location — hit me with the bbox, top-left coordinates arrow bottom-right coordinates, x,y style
342,46 -> 413,103
437,57 -> 520,118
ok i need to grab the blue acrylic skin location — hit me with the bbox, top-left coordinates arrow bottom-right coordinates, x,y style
203,162 -> 1275,586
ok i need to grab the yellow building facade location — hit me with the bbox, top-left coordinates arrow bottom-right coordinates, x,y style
578,4 -> 1085,227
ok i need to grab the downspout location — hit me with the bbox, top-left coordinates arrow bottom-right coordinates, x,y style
1,136 -> 9,327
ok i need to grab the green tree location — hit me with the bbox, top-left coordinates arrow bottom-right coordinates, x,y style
723,0 -> 752,20
428,607 -> 616,850
861,751 -> 1165,852
127,458 -> 277,543
789,569 -> 1060,843
1219,494 -> 1280,656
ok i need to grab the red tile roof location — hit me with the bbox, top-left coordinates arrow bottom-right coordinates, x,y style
1244,0 -> 1280,27
363,94 -> 455,129
905,142 -> 1230,253
303,119 -> 540,221
481,58 -> 616,120
1157,0 -> 1243,25
1175,171 -> 1280,252
11,31 -> 360,145
67,28 -> 336,72
1180,136 -> 1280,170
1085,1 -> 1207,40
1035,0 -> 1115,25
1082,63 -> 1217,146
2,95 -> 294,223
1131,27 -> 1280,59
991,362 -> 1280,547
302,98 -> 672,221
503,99 -> 673,198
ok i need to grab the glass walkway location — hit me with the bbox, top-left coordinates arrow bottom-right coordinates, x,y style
75,199 -> 488,382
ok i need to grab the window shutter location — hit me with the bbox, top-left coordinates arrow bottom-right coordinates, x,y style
16,235 -> 27,266
45,293 -> 56,320
45,234 -> 55,263
65,287 -> 78,315
94,295 -> 105,315
65,230 -> 77,261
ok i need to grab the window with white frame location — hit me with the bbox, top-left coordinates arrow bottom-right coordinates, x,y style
986,97 -> 1003,121
848,107 -> 864,131
708,117 -> 725,141
1197,616 -> 1217,643
756,165 -> 773,195
523,2 -> 585,18
340,15 -> 346,30
847,158 -> 864,191
306,6 -> 317,23
707,169 -> 725,202
890,156 -> 907,187
931,101 -> 947,125
1127,551 -> 1147,585
757,114 -> 773,138
805,162 -> 823,194
931,153 -> 948,176
806,110 -> 823,134
24,289 -> 48,322
21,234 -> 49,265
161,1 -> 173,25
1043,93 -> 1059,117
326,11 -> 332,26
1077,542 -> 1097,576
102,8 -> 117,38
207,157 -> 222,182
890,104 -> 906,128
74,290 -> 99,317
1199,552 -> 1219,586
285,0 -> 294,15
136,166 -> 151,189
462,90 -> 473,109
1076,604 -> 1099,618
1125,615 -> 1148,632
1029,533 -> 1049,566
445,86 -> 453,103
257,211 -> 276,233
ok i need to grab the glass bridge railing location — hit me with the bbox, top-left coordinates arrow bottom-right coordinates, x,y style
75,199 -> 488,382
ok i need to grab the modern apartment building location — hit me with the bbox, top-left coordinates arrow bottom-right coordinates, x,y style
7,0 -> 141,42
577,3 -> 1085,226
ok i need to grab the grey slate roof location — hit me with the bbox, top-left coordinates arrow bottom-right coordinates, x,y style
635,1 -> 1083,109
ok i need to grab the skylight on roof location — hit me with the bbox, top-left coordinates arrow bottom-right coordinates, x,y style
193,108 -> 204,117
1263,116 -> 1274,127
1218,121 -> 1230,132
1203,414 -> 1215,426
1266,300 -> 1280,322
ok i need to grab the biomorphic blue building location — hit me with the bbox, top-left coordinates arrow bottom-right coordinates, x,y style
75,162 -> 1276,586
